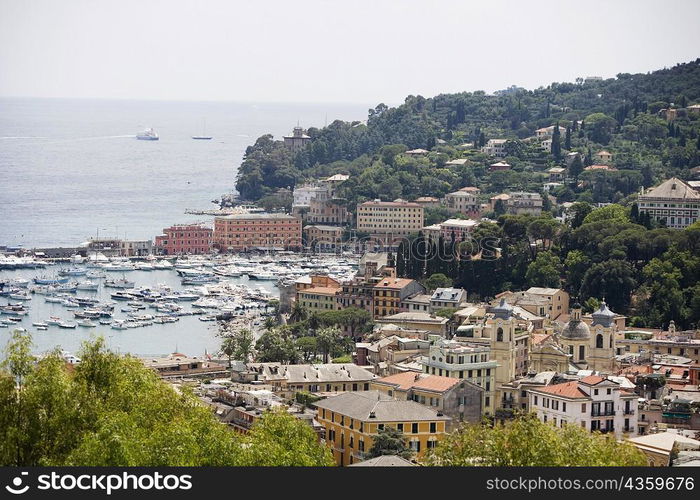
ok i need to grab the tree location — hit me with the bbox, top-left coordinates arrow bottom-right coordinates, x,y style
427,414 -> 646,466
289,301 -> 308,324
219,327 -> 255,364
551,122 -> 562,161
564,250 -> 591,293
564,125 -> 572,150
585,113 -> 617,144
295,336 -> 318,362
568,154 -> 584,179
368,427 -> 413,460
234,408 -> 335,466
580,260 -> 637,313
568,202 -> 592,228
582,204 -> 630,225
255,328 -> 298,363
0,334 -> 333,466
316,327 -> 343,364
525,251 -> 562,288
220,336 -> 237,367
422,273 -> 453,291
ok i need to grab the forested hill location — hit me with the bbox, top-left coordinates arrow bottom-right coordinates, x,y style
235,59 -> 700,205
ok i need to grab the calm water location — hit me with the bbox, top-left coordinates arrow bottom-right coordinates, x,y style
0,267 -> 279,357
0,98 -> 369,247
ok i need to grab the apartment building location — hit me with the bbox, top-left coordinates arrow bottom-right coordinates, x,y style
443,189 -> 480,218
304,225 -> 344,251
213,213 -> 302,251
357,199 -> 424,245
528,375 -> 638,439
235,363 -> 375,399
371,372 -> 483,426
496,287 -> 569,320
481,138 -> 508,156
421,338 -> 498,415
154,224 -> 212,255
372,277 -> 426,319
315,391 -> 450,466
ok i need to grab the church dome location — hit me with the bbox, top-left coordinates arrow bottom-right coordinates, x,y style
560,318 -> 590,340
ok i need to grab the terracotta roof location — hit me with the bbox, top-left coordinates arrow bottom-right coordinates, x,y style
300,286 -> 340,295
360,200 -> 422,208
533,381 -> 589,399
375,372 -> 460,393
579,375 -> 606,385
532,333 -> 551,345
374,277 -> 416,289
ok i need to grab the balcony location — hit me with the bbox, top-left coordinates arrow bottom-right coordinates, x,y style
624,409 -> 635,415
591,410 -> 615,417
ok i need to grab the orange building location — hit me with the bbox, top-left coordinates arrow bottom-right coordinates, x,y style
372,277 -> 425,319
213,213 -> 302,252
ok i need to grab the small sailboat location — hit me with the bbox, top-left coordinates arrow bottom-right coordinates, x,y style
192,118 -> 212,140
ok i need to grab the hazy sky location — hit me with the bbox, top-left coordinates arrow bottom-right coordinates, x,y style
1,0 -> 699,104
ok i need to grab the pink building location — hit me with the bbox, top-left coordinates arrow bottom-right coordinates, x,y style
154,224 -> 213,255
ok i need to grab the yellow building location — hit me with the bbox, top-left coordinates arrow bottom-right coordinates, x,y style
314,391 -> 450,466
295,275 -> 341,314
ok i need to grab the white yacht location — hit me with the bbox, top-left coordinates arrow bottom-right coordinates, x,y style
136,128 -> 159,140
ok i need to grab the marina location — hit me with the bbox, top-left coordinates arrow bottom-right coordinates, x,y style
0,253 -> 359,356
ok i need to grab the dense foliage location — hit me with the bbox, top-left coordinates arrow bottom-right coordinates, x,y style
236,59 -> 700,207
0,331 -> 333,466
397,213 -> 700,329
427,414 -> 647,466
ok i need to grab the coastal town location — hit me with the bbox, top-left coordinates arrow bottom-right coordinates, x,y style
2,117 -> 700,468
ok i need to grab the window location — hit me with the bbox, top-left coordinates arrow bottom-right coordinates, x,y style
596,334 -> 603,349
397,423 -> 403,432
496,327 -> 503,342
412,423 -> 419,434
430,422 -> 436,433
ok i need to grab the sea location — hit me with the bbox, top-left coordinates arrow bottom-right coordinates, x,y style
0,97 -> 370,248
0,97 -> 370,357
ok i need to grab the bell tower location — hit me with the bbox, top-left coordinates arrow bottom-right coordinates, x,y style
488,299 -> 518,402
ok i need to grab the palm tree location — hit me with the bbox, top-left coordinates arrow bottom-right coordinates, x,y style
289,301 -> 307,324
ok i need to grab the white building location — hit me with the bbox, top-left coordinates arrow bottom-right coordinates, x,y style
481,139 -> 508,157
443,189 -> 480,217
421,337 -> 498,414
637,177 -> 700,229
528,375 -> 638,439
292,182 -> 334,209
430,288 -> 468,311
